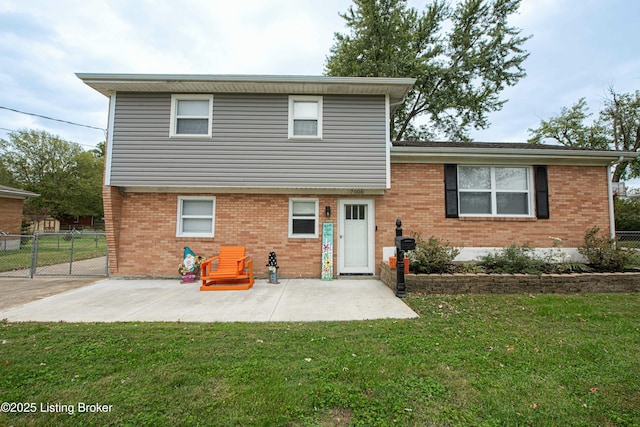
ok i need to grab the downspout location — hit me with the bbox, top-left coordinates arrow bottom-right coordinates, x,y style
608,156 -> 624,240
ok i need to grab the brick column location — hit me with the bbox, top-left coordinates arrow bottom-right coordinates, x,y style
102,185 -> 123,275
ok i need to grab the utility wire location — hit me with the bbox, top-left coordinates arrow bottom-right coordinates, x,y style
0,105 -> 106,132
0,125 -> 100,149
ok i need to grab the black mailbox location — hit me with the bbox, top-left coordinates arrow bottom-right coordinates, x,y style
395,236 -> 416,251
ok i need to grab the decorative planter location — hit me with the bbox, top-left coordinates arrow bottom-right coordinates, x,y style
181,272 -> 196,283
388,256 -> 410,273
269,270 -> 279,284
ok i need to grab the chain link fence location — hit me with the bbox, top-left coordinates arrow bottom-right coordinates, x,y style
0,232 -> 108,278
616,231 -> 640,249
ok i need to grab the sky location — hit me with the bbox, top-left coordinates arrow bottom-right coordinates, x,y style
1,0 -> 639,167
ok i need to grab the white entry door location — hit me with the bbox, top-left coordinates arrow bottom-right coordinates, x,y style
338,199 -> 375,274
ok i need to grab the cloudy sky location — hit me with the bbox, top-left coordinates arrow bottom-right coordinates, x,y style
1,0 -> 638,156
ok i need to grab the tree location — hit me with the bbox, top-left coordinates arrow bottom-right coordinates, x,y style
614,197 -> 640,231
0,158 -> 17,186
528,89 -> 640,182
325,0 -> 530,141
0,129 -> 104,218
91,141 -> 105,158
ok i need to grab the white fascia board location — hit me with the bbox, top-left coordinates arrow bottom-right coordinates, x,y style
75,73 -> 416,86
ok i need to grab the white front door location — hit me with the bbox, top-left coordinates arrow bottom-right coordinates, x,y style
338,199 -> 374,274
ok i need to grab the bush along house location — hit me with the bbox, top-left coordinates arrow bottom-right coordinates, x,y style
77,73 -> 638,278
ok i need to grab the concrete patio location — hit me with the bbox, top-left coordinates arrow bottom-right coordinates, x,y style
0,277 -> 418,322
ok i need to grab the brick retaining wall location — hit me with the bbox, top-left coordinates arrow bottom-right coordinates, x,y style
380,262 -> 640,294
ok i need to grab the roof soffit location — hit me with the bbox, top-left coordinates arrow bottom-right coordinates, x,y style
76,73 -> 416,104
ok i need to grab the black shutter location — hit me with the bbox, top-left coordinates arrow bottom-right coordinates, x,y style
534,165 -> 549,219
444,164 -> 459,218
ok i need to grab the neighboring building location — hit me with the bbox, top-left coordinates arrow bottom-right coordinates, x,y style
77,73 -> 637,278
29,217 -> 59,233
59,215 -> 99,230
0,184 -> 38,250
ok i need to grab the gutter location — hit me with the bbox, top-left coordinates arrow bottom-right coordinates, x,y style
608,156 -> 625,240
391,145 -> 638,163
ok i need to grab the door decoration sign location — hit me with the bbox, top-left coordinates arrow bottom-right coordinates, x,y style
321,222 -> 334,280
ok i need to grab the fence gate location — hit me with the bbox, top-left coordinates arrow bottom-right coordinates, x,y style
0,232 -> 108,278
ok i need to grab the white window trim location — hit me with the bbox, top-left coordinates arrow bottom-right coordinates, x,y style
458,166 -> 534,218
176,196 -> 216,238
288,198 -> 319,238
288,95 -> 323,139
170,94 -> 213,138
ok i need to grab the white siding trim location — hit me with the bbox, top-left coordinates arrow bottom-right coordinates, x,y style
104,94 -> 116,186
385,94 -> 391,188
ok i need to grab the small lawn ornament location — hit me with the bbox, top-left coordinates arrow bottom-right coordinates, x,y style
179,246 -> 204,283
266,252 -> 279,284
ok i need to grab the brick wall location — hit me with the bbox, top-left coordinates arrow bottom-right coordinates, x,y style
108,192 -> 339,277
373,164 -> 611,274
0,197 -> 25,234
380,262 -> 640,294
103,186 -> 123,273
104,163 -> 612,278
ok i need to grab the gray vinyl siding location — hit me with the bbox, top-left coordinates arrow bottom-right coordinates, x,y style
110,92 -> 387,188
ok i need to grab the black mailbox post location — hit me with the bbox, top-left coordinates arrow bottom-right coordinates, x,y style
394,219 -> 415,298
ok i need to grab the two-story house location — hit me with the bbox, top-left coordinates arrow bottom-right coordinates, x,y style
77,73 -> 634,278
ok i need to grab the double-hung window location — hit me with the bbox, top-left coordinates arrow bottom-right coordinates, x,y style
176,197 -> 216,237
288,96 -> 322,139
458,166 -> 532,216
170,94 -> 213,137
289,198 -> 319,238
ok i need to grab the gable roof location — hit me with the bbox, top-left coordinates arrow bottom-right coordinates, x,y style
76,73 -> 416,106
0,184 -> 39,200
391,141 -> 639,166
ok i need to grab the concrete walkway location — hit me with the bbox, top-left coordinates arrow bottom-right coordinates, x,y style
0,278 -> 418,322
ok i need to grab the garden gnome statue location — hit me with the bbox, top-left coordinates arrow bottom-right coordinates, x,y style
179,246 -> 198,282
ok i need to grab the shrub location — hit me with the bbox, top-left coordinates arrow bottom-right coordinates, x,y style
579,226 -> 631,272
550,262 -> 592,274
407,233 -> 459,274
478,244 -> 547,274
460,263 -> 484,274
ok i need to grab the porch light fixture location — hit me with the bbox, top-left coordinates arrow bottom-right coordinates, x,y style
325,205 -> 331,217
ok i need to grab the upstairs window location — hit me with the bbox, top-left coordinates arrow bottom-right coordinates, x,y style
170,94 -> 213,137
458,166 -> 533,216
288,96 -> 322,139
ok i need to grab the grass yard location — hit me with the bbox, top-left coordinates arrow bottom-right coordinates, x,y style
0,234 -> 106,273
1,293 -> 639,426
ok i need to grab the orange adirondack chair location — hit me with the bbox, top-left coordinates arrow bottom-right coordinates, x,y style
200,246 -> 254,291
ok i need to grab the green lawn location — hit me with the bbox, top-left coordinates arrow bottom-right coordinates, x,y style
0,234 -> 106,273
1,293 -> 639,426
